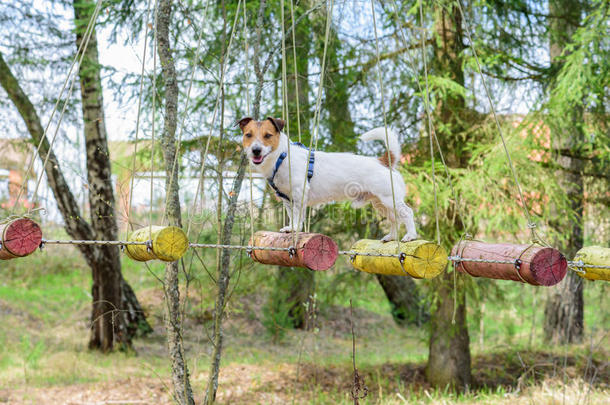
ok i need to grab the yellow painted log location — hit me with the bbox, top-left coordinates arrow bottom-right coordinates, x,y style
350,239 -> 447,279
573,246 -> 610,281
125,226 -> 189,262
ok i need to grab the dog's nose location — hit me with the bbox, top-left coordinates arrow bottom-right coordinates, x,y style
252,146 -> 262,156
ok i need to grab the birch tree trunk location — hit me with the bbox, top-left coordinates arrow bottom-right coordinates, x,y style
156,0 -> 195,403
1,0 -> 151,352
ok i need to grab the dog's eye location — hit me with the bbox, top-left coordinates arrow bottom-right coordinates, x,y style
245,133 -> 252,138
264,133 -> 273,139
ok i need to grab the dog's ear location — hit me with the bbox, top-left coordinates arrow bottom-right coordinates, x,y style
236,117 -> 254,131
266,117 -> 285,133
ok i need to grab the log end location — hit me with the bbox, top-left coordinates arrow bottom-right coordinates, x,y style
301,233 -> 339,271
249,231 -> 338,271
410,241 -> 448,279
529,247 -> 567,286
152,226 -> 189,262
0,218 -> 42,260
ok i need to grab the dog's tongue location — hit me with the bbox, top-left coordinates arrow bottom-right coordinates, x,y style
252,155 -> 264,164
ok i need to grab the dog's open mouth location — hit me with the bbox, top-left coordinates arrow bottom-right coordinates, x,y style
251,154 -> 267,165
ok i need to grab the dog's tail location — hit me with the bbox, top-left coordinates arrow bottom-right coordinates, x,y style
360,127 -> 401,169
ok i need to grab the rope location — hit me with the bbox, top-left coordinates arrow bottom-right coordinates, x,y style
388,0 -> 465,229
370,0 -> 400,249
454,0 -> 538,242
290,0 -> 302,144
244,2 -> 255,244
161,0 -> 212,226
419,1 -> 441,246
184,0 -> 242,238
126,0 -> 154,238
280,0 -> 297,247
150,0 -> 159,235
25,0 -> 104,211
22,238 -> 610,269
297,0 -> 333,233
11,0 -> 104,214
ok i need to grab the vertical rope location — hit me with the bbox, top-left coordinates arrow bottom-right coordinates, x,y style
23,0 -> 104,213
370,0 -> 400,249
184,0 -> 242,238
389,0 -> 464,229
299,0 -> 333,233
419,1 -> 441,246
161,0 -> 212,226
244,2 -> 255,243
125,0 -> 154,239
150,0 -> 159,234
454,0 -> 537,241
289,0 -> 302,144
11,0 -> 103,214
281,0 -> 297,246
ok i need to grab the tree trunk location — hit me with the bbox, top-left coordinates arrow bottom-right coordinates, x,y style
426,269 -> 471,389
543,0 -> 584,344
425,2 -> 472,390
376,274 -> 428,326
73,0 -> 127,351
156,0 -> 195,403
0,5 -> 150,352
204,1 -> 253,402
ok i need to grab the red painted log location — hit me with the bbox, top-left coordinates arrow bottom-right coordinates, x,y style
248,231 -> 338,271
0,218 -> 43,260
451,240 -> 567,286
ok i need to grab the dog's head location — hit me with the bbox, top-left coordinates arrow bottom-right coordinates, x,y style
238,117 -> 285,166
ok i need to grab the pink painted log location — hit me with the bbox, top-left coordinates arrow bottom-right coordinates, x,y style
0,218 -> 43,260
248,231 -> 338,271
451,240 -> 567,286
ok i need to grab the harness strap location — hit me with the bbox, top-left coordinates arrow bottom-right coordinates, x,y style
266,142 -> 314,201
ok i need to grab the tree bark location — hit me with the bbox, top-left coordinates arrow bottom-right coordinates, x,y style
425,2 -> 472,390
376,274 -> 428,326
156,0 -> 195,403
543,0 -> 584,344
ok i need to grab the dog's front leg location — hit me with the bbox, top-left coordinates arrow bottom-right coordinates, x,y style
279,186 -> 309,233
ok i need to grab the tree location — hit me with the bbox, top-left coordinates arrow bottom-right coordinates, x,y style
0,0 -> 150,352
424,2 -> 471,390
156,0 -> 195,402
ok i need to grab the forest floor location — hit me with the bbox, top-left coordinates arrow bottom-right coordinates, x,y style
0,243 -> 608,404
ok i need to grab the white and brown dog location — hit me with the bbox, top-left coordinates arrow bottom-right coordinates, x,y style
238,117 -> 417,242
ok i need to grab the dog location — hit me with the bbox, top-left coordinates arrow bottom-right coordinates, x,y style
238,116 -> 418,242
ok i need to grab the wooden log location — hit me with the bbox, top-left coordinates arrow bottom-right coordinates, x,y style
350,239 -> 447,279
124,226 -> 189,262
248,231 -> 338,271
573,246 -> 610,281
451,240 -> 567,286
0,218 -> 43,260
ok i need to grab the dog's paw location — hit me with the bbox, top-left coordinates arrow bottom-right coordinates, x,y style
380,234 -> 396,243
279,226 -> 294,233
401,233 -> 418,242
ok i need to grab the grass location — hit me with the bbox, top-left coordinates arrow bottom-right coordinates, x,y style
0,240 -> 608,404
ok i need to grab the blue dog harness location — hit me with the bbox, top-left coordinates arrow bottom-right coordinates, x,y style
267,142 -> 314,201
